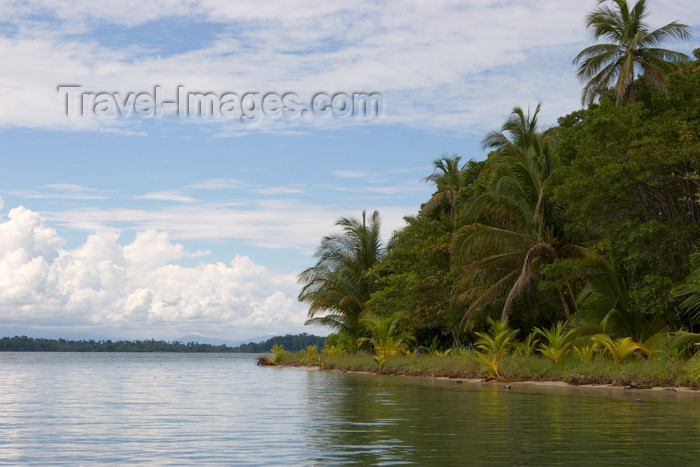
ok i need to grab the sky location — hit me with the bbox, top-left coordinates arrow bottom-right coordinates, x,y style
1,0 -> 698,342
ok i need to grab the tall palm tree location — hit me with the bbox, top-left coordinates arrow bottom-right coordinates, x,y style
452,105 -> 584,327
573,0 -> 690,105
422,155 -> 465,226
298,210 -> 385,337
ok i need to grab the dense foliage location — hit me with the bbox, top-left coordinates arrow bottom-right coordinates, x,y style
298,2 -> 699,362
233,333 -> 326,353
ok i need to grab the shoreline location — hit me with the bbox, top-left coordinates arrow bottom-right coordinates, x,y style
285,363 -> 700,396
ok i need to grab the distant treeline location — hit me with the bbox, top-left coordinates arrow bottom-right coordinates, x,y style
232,333 -> 326,353
0,333 -> 325,353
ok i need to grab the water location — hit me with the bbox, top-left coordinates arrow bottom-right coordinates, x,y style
1,353 -> 699,465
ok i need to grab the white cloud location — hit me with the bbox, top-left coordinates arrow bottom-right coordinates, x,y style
332,170 -> 372,178
0,206 -> 309,340
138,191 -> 196,203
257,185 -> 305,195
42,200 -> 413,251
5,187 -> 109,200
4,1 -> 695,134
43,183 -> 97,192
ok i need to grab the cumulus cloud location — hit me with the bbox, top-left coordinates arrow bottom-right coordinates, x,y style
0,206 -> 309,340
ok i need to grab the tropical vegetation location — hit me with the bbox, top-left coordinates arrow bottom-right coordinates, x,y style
573,0 -> 691,105
291,2 -> 699,385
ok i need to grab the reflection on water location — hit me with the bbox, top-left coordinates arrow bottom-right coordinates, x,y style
1,353 -> 699,465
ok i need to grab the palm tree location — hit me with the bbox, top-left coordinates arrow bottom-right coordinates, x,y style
452,105 -> 584,326
298,210 -> 385,337
672,251 -> 700,325
567,256 -> 669,341
422,155 -> 465,226
573,0 -> 691,105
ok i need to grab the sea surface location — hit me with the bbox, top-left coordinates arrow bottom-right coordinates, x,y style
1,352 -> 699,465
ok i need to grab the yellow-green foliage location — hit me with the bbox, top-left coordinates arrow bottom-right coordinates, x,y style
300,345 -> 320,364
591,334 -> 647,363
270,344 -> 288,363
433,348 -> 452,357
688,356 -> 700,381
689,343 -> 700,381
323,345 -> 344,355
359,312 -> 414,358
517,332 -> 539,356
533,322 -> 576,364
574,344 -> 597,364
373,354 -> 386,373
473,318 -> 518,378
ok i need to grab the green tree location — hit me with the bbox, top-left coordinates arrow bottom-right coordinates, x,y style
366,212 -> 458,344
298,210 -> 385,337
422,155 -> 468,226
573,0 -> 690,105
452,105 -> 583,328
552,61 -> 700,330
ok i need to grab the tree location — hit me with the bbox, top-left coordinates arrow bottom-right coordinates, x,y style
573,0 -> 690,105
422,155 -> 468,226
366,212 -> 459,345
298,210 -> 385,337
552,60 -> 700,330
566,255 -> 668,341
452,105 -> 584,328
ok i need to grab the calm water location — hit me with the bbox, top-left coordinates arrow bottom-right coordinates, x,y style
1,353 -> 699,465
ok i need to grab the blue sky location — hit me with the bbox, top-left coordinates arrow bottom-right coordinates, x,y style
0,0 -> 698,341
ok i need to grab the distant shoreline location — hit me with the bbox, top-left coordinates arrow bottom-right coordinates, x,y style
0,334 -> 325,353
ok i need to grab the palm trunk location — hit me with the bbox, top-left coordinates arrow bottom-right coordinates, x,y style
558,285 -> 575,318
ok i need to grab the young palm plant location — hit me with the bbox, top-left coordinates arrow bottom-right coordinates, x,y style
359,312 -> 414,372
473,318 -> 518,378
533,322 -> 577,364
300,345 -> 321,365
574,344 -> 598,364
517,331 -> 540,356
591,334 -> 647,363
271,344 -> 288,364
